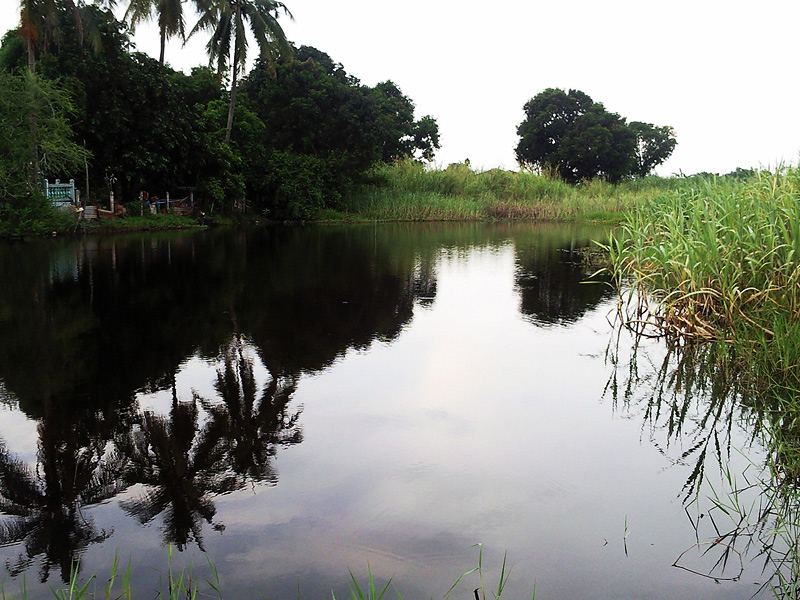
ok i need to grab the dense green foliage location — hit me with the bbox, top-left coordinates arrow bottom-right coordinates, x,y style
611,166 -> 800,400
344,160 -> 686,222
515,88 -> 676,183
0,68 -> 89,236
0,3 -> 440,224
189,0 -> 292,143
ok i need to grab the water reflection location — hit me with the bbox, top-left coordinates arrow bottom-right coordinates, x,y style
119,395 -> 235,551
606,318 -> 800,597
515,235 -> 613,325
0,405 -> 124,581
199,338 -> 302,483
0,223 -> 623,593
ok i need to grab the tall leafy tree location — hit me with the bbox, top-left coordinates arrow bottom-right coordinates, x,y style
189,0 -> 292,143
370,80 -> 440,163
0,70 -> 89,204
629,121 -> 677,178
516,88 -> 675,183
124,0 -> 186,64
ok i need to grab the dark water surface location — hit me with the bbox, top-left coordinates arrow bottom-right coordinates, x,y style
0,223 -> 772,599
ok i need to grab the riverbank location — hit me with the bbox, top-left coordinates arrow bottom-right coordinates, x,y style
336,161 -> 683,223
0,164 -> 743,238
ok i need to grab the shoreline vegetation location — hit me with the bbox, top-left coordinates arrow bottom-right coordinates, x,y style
609,166 -> 800,597
610,165 -> 800,402
0,545 -> 515,600
0,160 -> 726,239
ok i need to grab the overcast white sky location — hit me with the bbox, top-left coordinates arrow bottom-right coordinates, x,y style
2,0 -> 799,175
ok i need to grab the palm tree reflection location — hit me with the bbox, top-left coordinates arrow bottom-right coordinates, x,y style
201,338 -> 303,483
118,395 -> 235,551
0,409 -> 124,581
119,338 -> 303,550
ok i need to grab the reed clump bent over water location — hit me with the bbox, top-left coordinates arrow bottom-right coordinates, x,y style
608,167 -> 800,596
609,167 -> 800,399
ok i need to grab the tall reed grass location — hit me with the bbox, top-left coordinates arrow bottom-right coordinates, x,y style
344,160 -> 681,222
609,167 -> 800,401
609,169 -> 800,597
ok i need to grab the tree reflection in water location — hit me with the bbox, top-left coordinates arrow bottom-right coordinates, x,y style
607,321 -> 800,596
200,336 -> 303,484
118,336 -> 303,550
118,396 -> 234,551
0,403 -> 125,581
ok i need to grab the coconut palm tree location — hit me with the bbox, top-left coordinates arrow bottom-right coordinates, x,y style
124,0 -> 186,64
18,0 -> 82,72
189,0 -> 292,143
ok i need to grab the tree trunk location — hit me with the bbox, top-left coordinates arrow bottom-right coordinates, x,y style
27,73 -> 40,194
26,35 -> 36,73
159,28 -> 166,64
225,58 -> 238,143
224,2 -> 241,144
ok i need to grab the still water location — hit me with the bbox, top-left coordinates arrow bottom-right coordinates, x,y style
0,223 -> 776,599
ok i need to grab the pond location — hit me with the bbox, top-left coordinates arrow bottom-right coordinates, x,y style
0,223 -> 783,599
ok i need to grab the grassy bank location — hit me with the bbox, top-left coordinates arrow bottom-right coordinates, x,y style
341,161 -> 685,223
3,163 -> 705,237
610,166 -> 800,405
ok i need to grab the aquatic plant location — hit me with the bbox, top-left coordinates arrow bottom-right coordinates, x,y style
606,166 -> 800,599
0,546 -> 531,600
609,166 -> 800,402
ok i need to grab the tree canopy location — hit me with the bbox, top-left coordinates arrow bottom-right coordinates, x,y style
0,6 -> 440,221
515,88 -> 676,183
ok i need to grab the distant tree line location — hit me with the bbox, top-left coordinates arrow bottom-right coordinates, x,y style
515,88 -> 677,183
0,1 -> 440,220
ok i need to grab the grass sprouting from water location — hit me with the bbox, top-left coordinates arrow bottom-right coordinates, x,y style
608,165 -> 800,597
0,547 -> 531,600
333,568 -> 397,600
445,544 -> 528,600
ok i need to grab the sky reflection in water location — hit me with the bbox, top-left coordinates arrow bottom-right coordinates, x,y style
0,224 -> 771,599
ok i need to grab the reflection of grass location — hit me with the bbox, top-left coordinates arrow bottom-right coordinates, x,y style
605,270 -> 800,598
